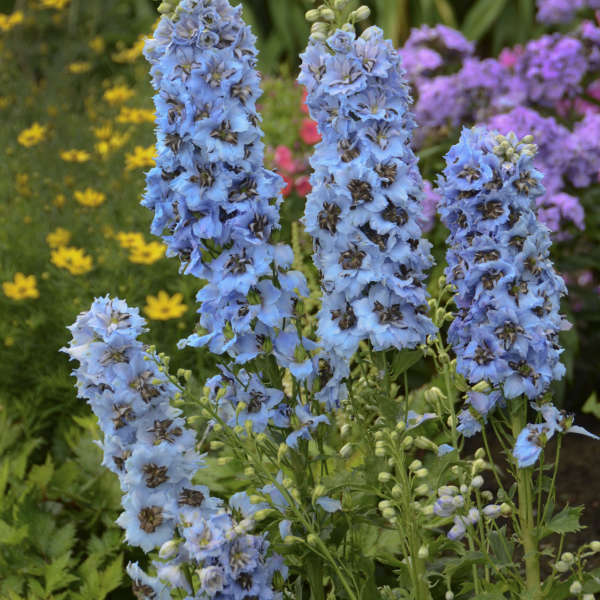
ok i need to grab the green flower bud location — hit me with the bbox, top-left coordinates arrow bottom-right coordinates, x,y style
591,541 -> 600,552
402,436 -> 413,450
471,475 -> 484,489
277,443 -> 288,462
159,539 -> 179,559
313,484 -> 326,499
555,561 -> 570,573
305,8 -> 321,21
500,502 -> 512,516
216,456 -> 233,466
209,440 -> 224,450
244,466 -> 255,477
417,545 -> 429,559
307,533 -> 320,546
334,0 -> 351,9
569,581 -> 582,595
472,380 -> 490,393
415,483 -> 429,496
378,471 -> 393,483
382,507 -> 396,519
445,592 -> 455,600
409,459 -> 423,471
392,484 -> 402,498
319,7 -> 335,21
340,442 -> 353,458
474,448 -> 486,459
284,535 -> 303,544
282,478 -> 293,489
561,552 -> 575,564
415,468 -> 429,479
422,505 -> 434,516
415,437 -> 438,452
341,423 -> 352,438
254,508 -> 275,521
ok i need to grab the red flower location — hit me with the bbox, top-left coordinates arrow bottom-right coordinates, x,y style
300,89 -> 309,115
300,118 -> 321,145
282,174 -> 293,197
274,145 -> 297,173
295,175 -> 312,197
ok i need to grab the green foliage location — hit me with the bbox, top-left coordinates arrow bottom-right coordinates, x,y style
0,407 -> 129,599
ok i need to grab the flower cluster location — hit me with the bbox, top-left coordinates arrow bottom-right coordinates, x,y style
143,0 -> 307,366
63,296 -> 286,598
299,27 -> 436,363
536,0 -> 600,24
438,127 -> 570,400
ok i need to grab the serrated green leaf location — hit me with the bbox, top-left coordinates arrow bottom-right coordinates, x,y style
44,552 -> 78,594
47,522 -> 76,558
582,392 -> 600,419
488,528 -> 514,568
541,506 -> 584,538
97,554 -> 123,599
27,454 -> 54,490
389,349 -> 422,380
0,519 -> 28,545
462,0 -> 508,41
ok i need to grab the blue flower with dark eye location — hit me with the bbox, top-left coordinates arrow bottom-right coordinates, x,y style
298,26 -> 436,404
438,127 -> 570,402
144,0 -> 310,372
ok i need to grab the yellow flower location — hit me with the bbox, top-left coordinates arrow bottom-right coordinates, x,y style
129,241 -> 165,265
2,273 -> 39,300
51,246 -> 93,275
0,11 -> 24,33
68,61 -> 91,74
46,227 -> 71,248
103,84 -> 135,105
116,231 -> 145,249
144,291 -> 187,320
125,145 -> 156,171
60,149 -> 91,162
39,0 -> 70,9
109,132 -> 130,150
18,122 -> 47,147
95,141 -> 110,157
74,188 -> 105,207
53,193 -> 66,207
89,36 -> 105,54
111,34 -> 146,64
92,125 -> 113,140
116,107 -> 155,124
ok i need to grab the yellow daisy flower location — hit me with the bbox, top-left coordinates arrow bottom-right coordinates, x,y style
60,149 -> 91,163
50,246 -> 93,275
128,241 -> 165,264
68,61 -> 92,74
116,231 -> 145,249
103,84 -> 135,105
46,227 -> 71,248
0,11 -> 24,33
92,125 -> 113,140
18,122 -> 47,147
111,34 -> 147,64
116,107 -> 155,124
125,145 -> 156,171
74,188 -> 105,207
89,36 -> 105,54
2,273 -> 39,300
39,0 -> 70,9
144,291 -> 187,320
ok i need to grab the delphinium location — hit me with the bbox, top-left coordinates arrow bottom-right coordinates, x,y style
143,0 -> 312,375
62,296 -> 286,598
438,126 -> 598,598
299,6 -> 436,378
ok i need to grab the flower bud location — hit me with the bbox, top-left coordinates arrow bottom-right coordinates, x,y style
472,458 -> 486,474
282,478 -> 293,489
409,459 -> 422,471
452,495 -> 465,508
472,381 -> 490,393
233,425 -> 244,435
382,507 -> 396,519
212,423 -> 223,433
277,443 -> 288,462
402,436 -> 413,450
249,495 -> 264,504
569,581 -> 582,595
341,23 -> 355,33
481,490 -> 494,502
254,508 -> 275,521
256,432 -> 268,443
319,7 -> 335,21
159,540 -> 179,559
482,504 -> 501,519
340,442 -> 353,458
445,592 -> 455,600
334,0 -> 351,8
417,545 -> 429,559
311,22 -> 329,34
471,475 -> 484,489
375,446 -> 386,458
474,448 -> 486,459
245,420 -> 254,434
244,466 -> 255,477
582,595 -> 595,600
378,471 -> 392,483
387,457 -> 395,468
415,468 -> 429,479
561,552 -> 575,564
209,440 -> 224,450
313,484 -> 326,499
422,505 -> 434,516
341,423 -> 352,438
591,541 -> 600,552
415,436 -> 437,452
555,560 -> 570,573
284,535 -> 303,545
396,420 -> 406,432
415,484 -> 429,496
216,456 -> 233,466
392,484 -> 402,498
307,533 -> 320,546
500,502 -> 512,516
305,9 -> 321,21
460,484 -> 468,494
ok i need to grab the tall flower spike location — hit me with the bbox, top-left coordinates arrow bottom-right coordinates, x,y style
143,0 -> 309,367
299,27 -> 436,369
63,296 -> 287,598
438,127 -> 570,402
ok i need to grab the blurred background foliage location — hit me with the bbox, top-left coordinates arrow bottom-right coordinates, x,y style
0,0 -> 598,597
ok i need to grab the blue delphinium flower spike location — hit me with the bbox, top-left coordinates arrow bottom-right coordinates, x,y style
438,127 -> 571,403
63,296 -> 287,597
143,0 -> 309,370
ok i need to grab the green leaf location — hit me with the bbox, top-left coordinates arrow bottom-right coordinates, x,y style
96,554 -> 123,599
0,519 -> 28,545
27,454 -> 54,490
44,552 -> 78,594
47,522 -> 76,559
306,554 -> 325,600
582,392 -> 600,419
462,0 -> 508,41
541,506 -> 584,538
389,349 -> 422,379
434,0 -> 457,27
488,528 -> 514,567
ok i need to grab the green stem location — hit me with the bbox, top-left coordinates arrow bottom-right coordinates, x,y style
511,404 -> 542,600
